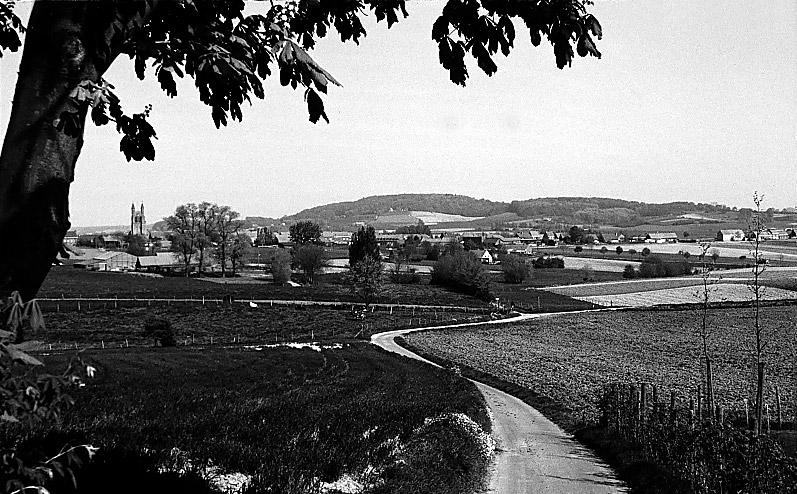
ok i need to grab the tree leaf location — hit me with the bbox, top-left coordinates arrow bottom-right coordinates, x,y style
3,344 -> 44,366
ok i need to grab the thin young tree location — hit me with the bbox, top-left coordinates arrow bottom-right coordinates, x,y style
196,202 -> 219,276
696,242 -> 719,421
748,191 -> 768,435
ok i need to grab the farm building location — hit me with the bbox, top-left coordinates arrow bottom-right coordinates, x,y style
87,251 -> 137,271
717,229 -> 745,242
136,253 -> 186,273
645,232 -> 678,243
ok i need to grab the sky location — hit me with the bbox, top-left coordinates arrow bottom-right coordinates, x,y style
1,0 -> 796,226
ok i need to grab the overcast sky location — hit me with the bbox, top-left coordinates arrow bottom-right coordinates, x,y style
1,0 -> 795,226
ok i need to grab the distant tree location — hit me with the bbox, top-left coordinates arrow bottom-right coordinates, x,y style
581,264 -> 594,281
683,231 -> 690,239
615,246 -> 623,255
597,232 -> 606,243
426,244 -> 440,261
270,248 -> 292,285
166,203 -> 201,276
568,226 -> 586,244
628,248 -> 637,255
292,244 -> 326,284
431,250 -> 491,300
289,221 -> 322,245
345,256 -> 383,308
600,246 -> 608,254
196,202 -> 220,276
574,246 -> 583,253
463,238 -> 483,251
125,234 -> 149,256
788,229 -> 796,239
501,254 -> 530,284
682,251 -> 691,259
349,226 -> 380,266
642,247 -> 651,257
622,264 -> 636,279
396,220 -> 431,235
638,255 -> 666,278
710,249 -> 720,264
229,233 -> 252,277
211,205 -> 243,277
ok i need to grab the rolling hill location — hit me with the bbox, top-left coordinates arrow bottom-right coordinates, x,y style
281,194 -> 740,230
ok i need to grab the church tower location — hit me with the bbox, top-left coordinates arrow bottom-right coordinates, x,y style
130,203 -> 146,235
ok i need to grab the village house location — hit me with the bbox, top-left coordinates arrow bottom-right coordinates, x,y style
136,252 -> 186,273
83,251 -> 138,271
472,249 -> 495,264
645,232 -> 678,244
716,229 -> 745,242
63,230 -> 79,246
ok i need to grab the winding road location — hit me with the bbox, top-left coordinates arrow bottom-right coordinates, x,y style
371,314 -> 627,494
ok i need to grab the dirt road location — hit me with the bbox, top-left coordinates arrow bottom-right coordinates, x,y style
371,314 -> 627,493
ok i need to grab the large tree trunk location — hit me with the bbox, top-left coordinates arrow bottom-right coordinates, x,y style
0,1 -> 155,301
0,3 -> 101,300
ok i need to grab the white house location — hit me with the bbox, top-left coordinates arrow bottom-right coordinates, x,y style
717,229 -> 745,242
472,249 -> 495,264
646,232 -> 678,244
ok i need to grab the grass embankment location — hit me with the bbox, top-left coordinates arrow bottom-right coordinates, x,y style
402,305 -> 797,492
11,345 -> 492,494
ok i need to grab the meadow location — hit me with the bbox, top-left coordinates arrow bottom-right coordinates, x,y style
404,305 -> 797,428
9,344 -> 492,494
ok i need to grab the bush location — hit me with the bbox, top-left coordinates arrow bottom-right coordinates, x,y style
574,246 -> 583,253
616,246 -> 623,255
622,264 -> 637,279
390,270 -> 421,285
501,254 -> 530,284
628,248 -> 637,255
143,317 -> 176,346
638,256 -> 691,278
642,247 -> 651,256
600,246 -> 608,254
270,249 -> 292,285
533,256 -> 564,269
377,413 -> 493,494
431,251 -> 491,300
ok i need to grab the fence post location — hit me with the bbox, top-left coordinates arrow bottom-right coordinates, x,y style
775,386 -> 782,430
744,398 -> 750,428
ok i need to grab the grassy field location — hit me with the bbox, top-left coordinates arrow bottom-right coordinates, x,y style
31,304 -> 488,349
405,306 -> 797,429
11,345 -> 492,494
40,266 -> 487,307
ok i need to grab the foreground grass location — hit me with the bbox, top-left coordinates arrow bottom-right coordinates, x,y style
10,344 -> 491,494
405,305 -> 797,427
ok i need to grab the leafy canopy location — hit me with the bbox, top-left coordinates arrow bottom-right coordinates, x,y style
1,0 -> 601,162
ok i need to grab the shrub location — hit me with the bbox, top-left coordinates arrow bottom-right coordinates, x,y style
390,270 -> 421,284
616,246 -> 623,255
344,257 -> 383,308
642,247 -> 651,256
431,251 -> 491,300
270,249 -> 292,285
628,248 -> 637,255
600,246 -> 608,254
378,413 -> 493,494
292,244 -> 326,284
143,317 -> 176,347
501,254 -> 530,284
574,246 -> 583,253
622,264 -> 637,279
533,256 -> 564,269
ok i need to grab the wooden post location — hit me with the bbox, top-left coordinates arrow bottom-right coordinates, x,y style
766,404 -> 771,433
776,386 -> 783,430
755,362 -> 765,435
